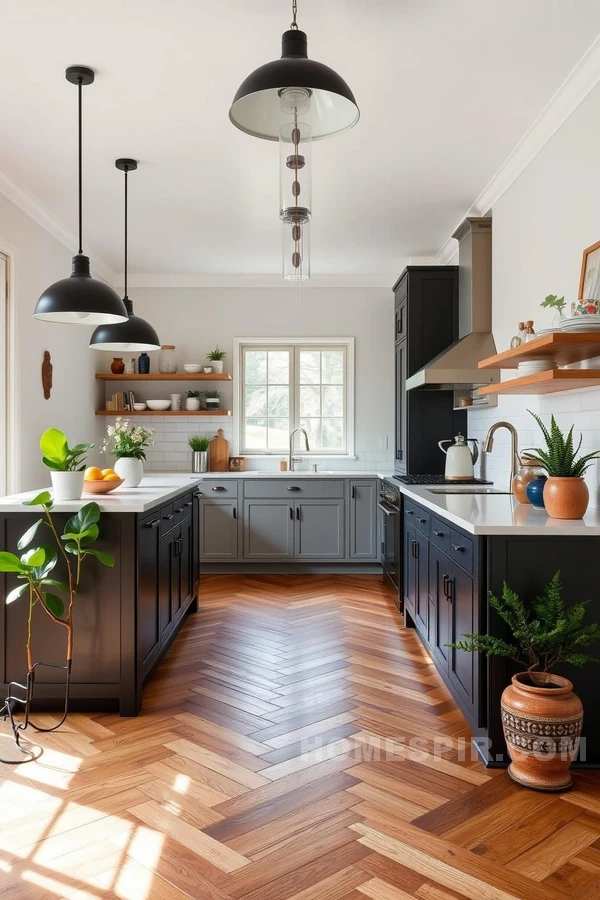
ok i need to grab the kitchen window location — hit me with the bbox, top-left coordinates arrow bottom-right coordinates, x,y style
0,252 -> 9,495
235,338 -> 354,456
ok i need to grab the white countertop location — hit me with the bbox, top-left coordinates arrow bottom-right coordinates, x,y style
0,474 -> 202,514
386,478 -> 600,536
200,470 -> 392,479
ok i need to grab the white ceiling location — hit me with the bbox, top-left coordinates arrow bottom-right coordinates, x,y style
1,0 -> 600,277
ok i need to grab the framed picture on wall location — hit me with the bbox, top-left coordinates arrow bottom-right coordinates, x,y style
579,241 -> 600,301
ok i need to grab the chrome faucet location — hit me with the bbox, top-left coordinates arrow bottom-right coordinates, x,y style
483,421 -> 521,487
289,427 -> 310,472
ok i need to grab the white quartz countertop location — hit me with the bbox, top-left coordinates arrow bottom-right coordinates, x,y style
200,470 -> 393,479
0,474 -> 203,514
386,478 -> 600,536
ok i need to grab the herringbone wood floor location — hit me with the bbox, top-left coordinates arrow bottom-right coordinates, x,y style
2,575 -> 600,900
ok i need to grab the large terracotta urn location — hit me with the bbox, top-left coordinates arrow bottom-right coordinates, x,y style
501,672 -> 583,792
543,476 -> 589,519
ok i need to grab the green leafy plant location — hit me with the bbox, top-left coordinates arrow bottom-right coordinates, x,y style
449,572 -> 600,681
540,294 -> 566,312
206,345 -> 226,362
0,491 -> 114,674
40,428 -> 94,472
527,411 -> 600,477
186,390 -> 202,400
102,416 -> 154,461
188,436 -> 210,452
205,390 -> 220,399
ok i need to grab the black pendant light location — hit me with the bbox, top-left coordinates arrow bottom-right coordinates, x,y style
90,160 -> 160,351
34,66 -> 128,325
229,0 -> 359,141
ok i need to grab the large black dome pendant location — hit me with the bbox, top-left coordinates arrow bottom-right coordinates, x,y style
34,66 -> 128,325
229,23 -> 359,141
90,159 -> 160,352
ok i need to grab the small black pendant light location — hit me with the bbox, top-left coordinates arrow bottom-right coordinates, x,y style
90,160 -> 160,351
34,66 -> 128,325
229,0 -> 359,141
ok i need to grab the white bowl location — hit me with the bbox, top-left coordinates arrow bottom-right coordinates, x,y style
184,364 -> 202,373
133,402 -> 147,411
146,400 -> 171,411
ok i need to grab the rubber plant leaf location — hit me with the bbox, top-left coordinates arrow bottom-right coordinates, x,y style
17,518 -> 44,551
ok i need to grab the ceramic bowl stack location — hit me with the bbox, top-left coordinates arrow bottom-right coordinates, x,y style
561,315 -> 600,333
516,359 -> 556,375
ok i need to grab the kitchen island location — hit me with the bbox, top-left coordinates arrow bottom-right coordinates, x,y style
0,475 -> 202,716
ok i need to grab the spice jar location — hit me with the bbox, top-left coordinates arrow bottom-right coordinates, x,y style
159,345 -> 177,374
512,455 -> 545,503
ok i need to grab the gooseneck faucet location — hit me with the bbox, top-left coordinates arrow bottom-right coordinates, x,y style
483,421 -> 521,487
289,427 -> 310,472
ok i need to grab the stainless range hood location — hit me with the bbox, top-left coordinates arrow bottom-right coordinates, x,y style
406,217 -> 500,391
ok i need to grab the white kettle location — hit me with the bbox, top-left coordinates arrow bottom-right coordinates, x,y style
438,433 -> 479,481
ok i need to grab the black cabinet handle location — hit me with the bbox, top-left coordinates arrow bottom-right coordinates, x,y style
417,517 -> 427,524
144,518 -> 160,529
289,506 -> 293,520
173,538 -> 181,557
163,513 -> 174,520
434,530 -> 444,537
406,509 -> 414,515
194,491 -> 203,498
296,507 -> 300,520
411,539 -> 417,559
233,507 -> 237,519
451,543 -> 465,553
212,486 -> 225,492
351,485 -> 356,500
443,574 -> 449,600
286,485 -> 300,491
447,577 -> 454,602
184,501 -> 193,508
175,507 -> 185,514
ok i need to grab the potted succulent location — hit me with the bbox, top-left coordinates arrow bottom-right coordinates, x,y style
188,436 -> 210,473
186,390 -> 202,411
102,417 -> 154,488
40,429 -> 94,501
540,293 -> 566,330
528,411 -> 600,519
206,345 -> 226,374
450,572 -> 600,791
205,390 -> 220,411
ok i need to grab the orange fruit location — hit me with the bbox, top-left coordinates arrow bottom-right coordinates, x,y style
85,466 -> 104,481
101,468 -> 115,477
103,473 -> 121,482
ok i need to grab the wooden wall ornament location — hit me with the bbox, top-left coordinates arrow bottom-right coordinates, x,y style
42,351 -> 53,400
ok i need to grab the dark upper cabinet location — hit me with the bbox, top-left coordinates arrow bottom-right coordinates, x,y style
395,340 -> 407,472
393,267 -> 459,375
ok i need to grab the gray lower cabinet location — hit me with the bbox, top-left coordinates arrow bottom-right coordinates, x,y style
295,499 -> 345,559
349,480 -> 378,560
200,500 -> 239,560
243,499 -> 294,559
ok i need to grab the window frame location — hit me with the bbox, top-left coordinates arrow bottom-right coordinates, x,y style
0,249 -> 13,495
234,337 -> 355,458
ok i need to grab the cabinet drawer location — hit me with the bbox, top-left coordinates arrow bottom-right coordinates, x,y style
430,516 -> 450,554
199,480 -> 238,500
243,479 -> 344,500
449,528 -> 473,573
160,502 -> 177,534
404,501 -> 429,535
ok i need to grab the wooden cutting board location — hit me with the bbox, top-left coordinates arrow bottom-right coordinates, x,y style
209,428 -> 229,472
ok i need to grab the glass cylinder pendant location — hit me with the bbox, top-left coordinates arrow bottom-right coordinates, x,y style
280,120 -> 311,280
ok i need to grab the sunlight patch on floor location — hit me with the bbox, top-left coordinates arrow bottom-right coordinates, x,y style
172,773 -> 190,794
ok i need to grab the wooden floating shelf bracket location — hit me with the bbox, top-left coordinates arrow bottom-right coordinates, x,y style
96,373 -> 232,381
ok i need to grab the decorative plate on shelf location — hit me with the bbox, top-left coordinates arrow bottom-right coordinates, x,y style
561,316 -> 600,332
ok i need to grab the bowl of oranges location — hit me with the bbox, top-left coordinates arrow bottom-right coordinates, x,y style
83,467 -> 124,494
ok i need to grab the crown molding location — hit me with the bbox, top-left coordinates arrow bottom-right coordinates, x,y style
0,167 -> 116,284
116,272 -> 402,289
436,33 -> 600,263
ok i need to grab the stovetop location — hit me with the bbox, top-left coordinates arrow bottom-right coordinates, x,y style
395,474 -> 493,485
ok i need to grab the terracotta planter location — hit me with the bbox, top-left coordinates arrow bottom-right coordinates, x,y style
501,672 -> 583,792
543,476 -> 589,519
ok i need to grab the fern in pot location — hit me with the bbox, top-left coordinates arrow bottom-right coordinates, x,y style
528,411 -> 600,519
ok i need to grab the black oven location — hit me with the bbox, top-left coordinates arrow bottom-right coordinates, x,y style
379,479 -> 401,604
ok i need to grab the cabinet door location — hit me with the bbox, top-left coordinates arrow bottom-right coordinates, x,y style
200,500 -> 238,560
171,528 -> 182,620
414,529 -> 429,634
192,490 -> 201,591
159,528 -> 176,643
178,515 -> 193,615
429,545 -> 451,670
448,563 -> 478,714
395,339 -> 407,472
137,513 -> 161,668
243,500 -> 294,560
349,481 -> 377,560
404,525 -> 416,616
294,500 -> 345,560
395,298 -> 407,342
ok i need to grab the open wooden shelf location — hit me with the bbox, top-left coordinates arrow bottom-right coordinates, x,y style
476,369 -> 600,396
479,332 -> 600,369
96,373 -> 231,381
95,409 -> 232,416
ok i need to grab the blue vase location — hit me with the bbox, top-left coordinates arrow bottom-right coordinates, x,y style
526,474 -> 547,508
138,352 -> 150,374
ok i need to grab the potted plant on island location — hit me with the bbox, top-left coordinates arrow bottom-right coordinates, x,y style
40,429 -> 94,501
188,436 -> 210,473
206,345 -> 226,374
540,293 -> 566,330
450,572 -> 600,792
186,390 -> 202,411
528,411 -> 600,519
205,390 -> 220,411
102,417 -> 154,488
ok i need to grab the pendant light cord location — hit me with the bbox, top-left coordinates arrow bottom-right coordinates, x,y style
290,0 -> 298,30
124,166 -> 128,299
77,78 -> 83,255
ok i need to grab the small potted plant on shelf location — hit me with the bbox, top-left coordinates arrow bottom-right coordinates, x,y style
185,390 -> 202,411
102,417 -> 154,488
205,390 -> 220,411
188,436 -> 210,473
40,429 -> 95,501
528,411 -> 600,519
540,293 -> 566,330
206,345 -> 226,374
449,572 -> 600,792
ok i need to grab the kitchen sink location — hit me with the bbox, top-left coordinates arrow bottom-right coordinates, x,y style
427,487 -> 512,495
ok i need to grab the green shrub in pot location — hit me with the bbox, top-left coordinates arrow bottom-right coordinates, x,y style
40,428 -> 94,501
188,435 -> 210,473
206,345 -> 226,373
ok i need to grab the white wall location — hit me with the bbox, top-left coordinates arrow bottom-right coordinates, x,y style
0,193 -> 104,492
96,285 -> 394,473
465,80 -> 600,504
